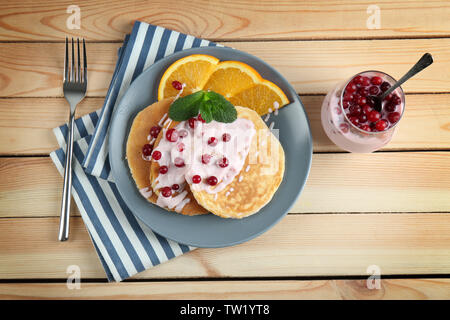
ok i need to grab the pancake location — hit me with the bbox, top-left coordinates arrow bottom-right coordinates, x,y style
189,106 -> 285,218
126,98 -> 208,216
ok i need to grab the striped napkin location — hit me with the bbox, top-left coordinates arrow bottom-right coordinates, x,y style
50,21 -> 221,282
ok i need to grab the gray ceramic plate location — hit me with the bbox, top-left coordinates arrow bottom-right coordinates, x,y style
109,46 -> 312,248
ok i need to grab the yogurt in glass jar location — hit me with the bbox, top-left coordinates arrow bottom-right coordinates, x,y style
321,70 -> 405,153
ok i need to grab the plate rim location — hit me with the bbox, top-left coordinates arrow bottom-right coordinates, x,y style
109,46 -> 313,248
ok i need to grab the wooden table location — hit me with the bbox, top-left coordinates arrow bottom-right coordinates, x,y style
0,0 -> 449,300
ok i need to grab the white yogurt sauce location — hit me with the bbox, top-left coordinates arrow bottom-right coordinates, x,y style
273,101 -> 280,116
156,190 -> 189,210
152,114 -> 256,211
158,113 -> 168,127
139,186 -> 152,198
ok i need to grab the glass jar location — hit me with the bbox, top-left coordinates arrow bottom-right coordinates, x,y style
321,70 -> 405,153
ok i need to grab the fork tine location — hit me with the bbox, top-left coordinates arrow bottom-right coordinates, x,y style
77,38 -> 81,82
71,38 -> 75,82
83,39 -> 87,84
64,37 -> 68,82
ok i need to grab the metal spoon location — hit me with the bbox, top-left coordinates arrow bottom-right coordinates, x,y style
371,53 -> 433,112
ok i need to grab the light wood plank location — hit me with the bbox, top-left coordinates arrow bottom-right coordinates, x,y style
0,43 -> 117,97
0,98 -> 101,154
1,279 -> 449,299
0,39 -> 448,97
1,153 -> 449,218
0,214 -> 449,279
1,94 -> 449,155
1,0 -> 450,41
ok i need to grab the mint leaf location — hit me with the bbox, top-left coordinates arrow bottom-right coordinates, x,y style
168,91 -> 203,121
207,91 -> 237,123
168,90 -> 237,123
199,100 -> 213,123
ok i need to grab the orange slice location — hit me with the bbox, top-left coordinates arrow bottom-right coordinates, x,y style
158,54 -> 290,115
202,61 -> 262,98
158,54 -> 219,100
228,79 -> 289,116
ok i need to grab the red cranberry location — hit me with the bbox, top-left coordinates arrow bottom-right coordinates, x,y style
188,118 -> 197,129
352,93 -> 361,103
206,176 -> 218,186
172,80 -> 182,90
380,82 -> 391,92
208,137 -> 218,146
375,119 -> 388,131
342,100 -> 351,109
388,112 -> 401,124
217,157 -> 229,168
348,116 -> 359,126
369,86 -> 380,96
171,184 -> 180,191
142,144 -> 153,157
368,110 -> 381,123
197,114 -> 206,123
353,75 -> 363,85
222,133 -> 231,142
360,124 -> 371,132
152,150 -> 162,160
149,126 -> 161,138
343,92 -> 354,102
161,186 -> 172,197
165,128 -> 179,142
357,96 -> 367,106
178,129 -> 188,138
174,157 -> 185,167
177,143 -> 185,152
201,154 -> 212,164
384,102 -> 397,113
358,114 -> 368,123
371,76 -> 383,85
362,105 -> 373,115
346,83 -> 357,93
361,76 -> 371,87
159,165 -> 168,174
366,96 -> 376,107
357,87 -> 369,96
391,94 -> 401,106
192,175 -> 201,184
349,105 -> 361,116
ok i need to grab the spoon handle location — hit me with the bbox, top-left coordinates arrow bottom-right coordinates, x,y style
381,53 -> 433,99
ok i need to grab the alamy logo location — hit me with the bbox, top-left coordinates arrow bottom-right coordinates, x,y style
366,265 -> 381,289
66,265 -> 81,290
66,5 -> 81,30
366,5 -> 381,30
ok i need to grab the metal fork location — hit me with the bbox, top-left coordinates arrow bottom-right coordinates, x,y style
58,38 -> 87,241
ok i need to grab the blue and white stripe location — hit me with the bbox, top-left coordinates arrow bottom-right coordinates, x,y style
82,21 -> 222,179
50,112 -> 194,281
49,22 -> 217,281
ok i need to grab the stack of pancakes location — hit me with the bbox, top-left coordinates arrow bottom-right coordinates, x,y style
126,98 -> 285,219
